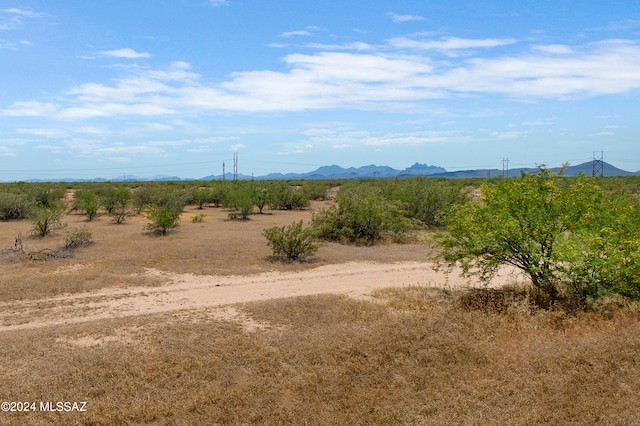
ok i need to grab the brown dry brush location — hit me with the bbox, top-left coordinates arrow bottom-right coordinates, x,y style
1,289 -> 639,425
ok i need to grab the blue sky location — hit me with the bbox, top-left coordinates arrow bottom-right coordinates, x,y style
1,0 -> 639,180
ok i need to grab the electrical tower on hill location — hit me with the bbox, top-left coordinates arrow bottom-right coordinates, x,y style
592,151 -> 604,178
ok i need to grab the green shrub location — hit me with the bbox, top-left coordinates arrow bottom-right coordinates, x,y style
29,184 -> 65,208
192,213 -> 206,223
103,187 -> 132,224
312,185 -> 416,245
30,205 -> 65,237
433,166 -> 640,305
223,187 -> 254,220
145,205 -> 181,235
270,183 -> 310,210
191,188 -> 213,209
75,190 -> 100,221
0,192 -> 33,220
64,226 -> 94,250
391,178 -> 470,227
263,220 -> 322,261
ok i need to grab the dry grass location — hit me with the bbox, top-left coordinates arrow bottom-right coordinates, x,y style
0,201 -> 430,301
1,288 -> 639,425
1,200 -> 640,425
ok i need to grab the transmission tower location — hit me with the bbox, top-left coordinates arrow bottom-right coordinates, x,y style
502,157 -> 509,178
233,152 -> 238,181
592,151 -> 604,178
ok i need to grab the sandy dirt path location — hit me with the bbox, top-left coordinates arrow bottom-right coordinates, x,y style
0,261 -> 523,332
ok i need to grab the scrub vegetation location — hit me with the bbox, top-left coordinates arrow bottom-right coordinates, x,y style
0,175 -> 639,424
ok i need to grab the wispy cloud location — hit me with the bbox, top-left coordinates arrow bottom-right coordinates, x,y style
389,36 -> 517,51
3,37 -> 640,120
531,44 -> 574,54
99,48 -> 151,59
209,0 -> 230,7
306,41 -> 372,51
589,19 -> 640,32
0,8 -> 42,31
281,30 -> 312,37
97,145 -> 164,154
362,131 -> 457,146
491,131 -> 525,139
1,8 -> 42,18
388,12 -> 425,23
17,128 -> 67,137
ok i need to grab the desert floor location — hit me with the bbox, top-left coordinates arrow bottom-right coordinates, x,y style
0,200 -> 520,332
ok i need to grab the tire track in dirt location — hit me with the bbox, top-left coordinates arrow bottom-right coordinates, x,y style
0,261 -> 523,332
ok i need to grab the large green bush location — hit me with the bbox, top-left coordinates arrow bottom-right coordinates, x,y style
312,184 -> 416,245
223,186 -> 254,219
75,190 -> 100,221
145,205 -> 182,235
263,220 -> 322,261
433,166 -> 640,304
103,186 -> 132,224
30,205 -> 66,237
0,191 -> 33,220
390,178 -> 470,227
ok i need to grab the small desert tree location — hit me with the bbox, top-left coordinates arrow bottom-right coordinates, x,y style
223,186 -> 254,220
433,166 -> 640,304
75,190 -> 100,221
103,186 -> 132,224
263,220 -> 322,261
30,204 -> 65,237
191,187 -> 212,209
145,205 -> 181,235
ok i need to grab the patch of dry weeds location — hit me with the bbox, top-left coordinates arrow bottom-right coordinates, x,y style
1,289 -> 639,425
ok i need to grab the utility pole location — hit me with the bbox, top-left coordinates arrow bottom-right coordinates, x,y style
222,161 -> 225,182
592,151 -> 604,178
502,157 -> 509,178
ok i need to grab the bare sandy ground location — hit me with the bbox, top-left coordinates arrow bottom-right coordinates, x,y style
0,261 -> 523,333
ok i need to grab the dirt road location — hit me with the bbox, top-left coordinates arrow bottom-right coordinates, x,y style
0,261 -> 522,332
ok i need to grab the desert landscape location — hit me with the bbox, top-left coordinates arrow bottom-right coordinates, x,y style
1,185 -> 640,425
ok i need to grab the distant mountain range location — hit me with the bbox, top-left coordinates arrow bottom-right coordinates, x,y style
14,161 -> 639,182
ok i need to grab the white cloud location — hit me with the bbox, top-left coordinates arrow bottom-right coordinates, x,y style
0,8 -> 42,31
3,37 -> 640,122
281,30 -> 312,37
195,136 -> 240,144
388,13 -> 425,23
147,139 -> 191,147
99,48 -> 151,59
209,0 -> 230,7
97,145 -> 164,154
16,128 -> 67,137
491,131 -> 525,139
597,131 -> 615,136
388,36 -> 517,51
0,146 -> 16,157
532,44 -> 574,54
230,143 -> 246,151
522,118 -> 555,126
1,101 -> 58,116
303,128 -> 336,136
362,131 -> 458,146
1,8 -> 41,18
306,42 -> 372,51
589,19 -> 640,32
